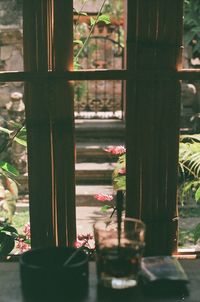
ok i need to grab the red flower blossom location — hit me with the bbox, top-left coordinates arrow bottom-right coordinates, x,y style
74,241 -> 82,248
16,238 -> 31,253
104,145 -> 126,155
94,193 -> 113,202
118,168 -> 126,175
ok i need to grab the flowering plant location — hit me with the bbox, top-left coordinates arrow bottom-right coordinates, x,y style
0,220 -> 30,259
0,219 -> 96,258
105,145 -> 126,191
15,222 -> 31,253
94,145 -> 126,211
74,233 -> 95,258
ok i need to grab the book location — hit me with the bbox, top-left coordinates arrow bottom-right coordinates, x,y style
139,256 -> 189,297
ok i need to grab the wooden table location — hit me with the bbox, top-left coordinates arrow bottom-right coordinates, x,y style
0,260 -> 200,302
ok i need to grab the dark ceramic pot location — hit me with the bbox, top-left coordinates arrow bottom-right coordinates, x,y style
19,246 -> 89,301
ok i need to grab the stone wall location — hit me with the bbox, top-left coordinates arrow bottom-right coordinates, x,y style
0,0 -> 23,108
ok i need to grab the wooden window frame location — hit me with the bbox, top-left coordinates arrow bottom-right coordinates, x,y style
0,0 -> 199,256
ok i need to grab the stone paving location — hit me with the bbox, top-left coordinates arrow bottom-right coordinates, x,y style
16,203 -> 200,233
76,206 -> 112,236
76,207 -> 200,234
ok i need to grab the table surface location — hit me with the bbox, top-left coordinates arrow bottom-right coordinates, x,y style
0,259 -> 200,302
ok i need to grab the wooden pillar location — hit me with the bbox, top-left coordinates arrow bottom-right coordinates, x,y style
23,0 -> 76,248
51,0 -> 76,246
125,0 -> 183,255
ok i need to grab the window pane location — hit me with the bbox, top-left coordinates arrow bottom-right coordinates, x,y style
75,79 -> 125,248
73,0 -> 125,70
178,80 -> 200,251
0,81 -> 29,255
0,0 -> 23,72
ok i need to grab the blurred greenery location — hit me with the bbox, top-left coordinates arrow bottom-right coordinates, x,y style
0,210 -> 29,235
178,205 -> 200,247
184,0 -> 200,59
179,228 -> 195,246
179,205 -> 200,218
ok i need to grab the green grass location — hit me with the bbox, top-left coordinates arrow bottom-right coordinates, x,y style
0,210 -> 29,235
12,211 -> 29,234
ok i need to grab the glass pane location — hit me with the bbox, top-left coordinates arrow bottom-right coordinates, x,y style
0,82 -> 30,256
73,0 -> 125,70
75,79 -> 125,250
0,0 -> 23,72
178,80 -> 200,251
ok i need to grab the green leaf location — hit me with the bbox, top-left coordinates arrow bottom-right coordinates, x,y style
16,127 -> 27,139
24,239 -> 31,244
0,161 -> 19,177
73,59 -> 81,70
100,205 -> 111,212
0,126 -> 27,146
0,233 -> 15,256
73,39 -> 84,46
0,126 -> 10,135
97,14 -> 111,24
90,17 -> 95,26
14,137 -> 27,147
0,223 -> 18,235
180,134 -> 200,142
113,175 -> 126,191
195,186 -> 200,202
90,15 -> 111,26
194,223 -> 200,243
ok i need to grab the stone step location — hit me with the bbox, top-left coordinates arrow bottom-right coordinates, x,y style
75,185 -> 114,206
17,185 -> 114,210
75,162 -> 115,184
75,119 -> 125,141
17,161 -> 117,194
75,141 -> 124,162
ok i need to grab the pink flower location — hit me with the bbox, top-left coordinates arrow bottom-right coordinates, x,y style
104,145 -> 126,155
16,238 -> 31,253
75,234 -> 95,250
118,168 -> 126,175
74,241 -> 82,248
94,193 -> 113,202
23,222 -> 31,240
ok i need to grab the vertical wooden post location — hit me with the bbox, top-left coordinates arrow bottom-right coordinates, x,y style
23,0 -> 55,247
126,0 -> 183,255
23,0 -> 76,247
51,0 -> 76,246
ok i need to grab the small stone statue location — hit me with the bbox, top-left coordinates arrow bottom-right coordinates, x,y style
6,91 -> 24,123
180,82 -> 198,130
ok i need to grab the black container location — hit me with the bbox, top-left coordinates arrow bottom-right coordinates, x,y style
19,246 -> 89,301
